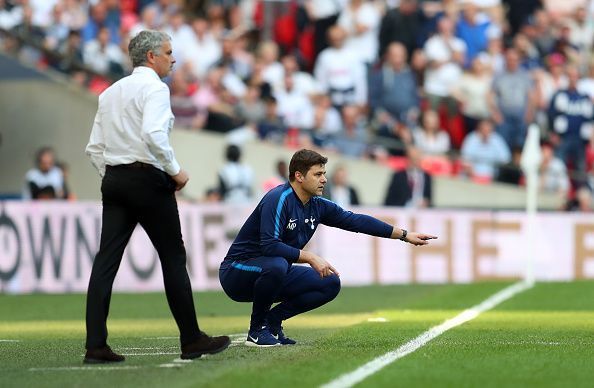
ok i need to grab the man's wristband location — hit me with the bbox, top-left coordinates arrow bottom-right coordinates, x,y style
399,229 -> 408,241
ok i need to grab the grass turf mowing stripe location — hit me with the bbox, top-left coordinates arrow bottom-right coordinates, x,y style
321,280 -> 533,388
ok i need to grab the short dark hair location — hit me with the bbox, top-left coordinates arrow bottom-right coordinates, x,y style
226,144 -> 241,162
289,149 -> 328,181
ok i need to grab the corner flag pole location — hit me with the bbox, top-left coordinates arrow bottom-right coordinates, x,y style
520,124 -> 542,285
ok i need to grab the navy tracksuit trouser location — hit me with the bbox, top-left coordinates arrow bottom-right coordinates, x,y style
219,257 -> 341,330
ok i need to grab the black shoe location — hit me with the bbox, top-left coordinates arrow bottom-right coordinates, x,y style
83,345 -> 125,364
180,333 -> 231,359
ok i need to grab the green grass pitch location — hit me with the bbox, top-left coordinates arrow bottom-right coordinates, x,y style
1,281 -> 593,387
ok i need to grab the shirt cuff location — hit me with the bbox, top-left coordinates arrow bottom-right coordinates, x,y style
163,159 -> 181,176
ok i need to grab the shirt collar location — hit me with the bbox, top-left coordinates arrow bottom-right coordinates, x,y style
133,66 -> 162,81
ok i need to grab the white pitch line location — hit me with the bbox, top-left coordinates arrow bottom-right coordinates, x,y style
159,364 -> 182,368
172,358 -> 193,363
30,366 -> 142,372
119,347 -> 178,351
321,280 -> 533,388
142,337 -> 178,340
0,339 -> 21,342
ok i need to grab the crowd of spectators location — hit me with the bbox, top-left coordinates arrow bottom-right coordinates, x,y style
3,0 -> 594,210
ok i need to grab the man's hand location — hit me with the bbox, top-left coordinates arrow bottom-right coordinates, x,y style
298,250 -> 339,278
404,232 -> 437,246
171,169 -> 189,191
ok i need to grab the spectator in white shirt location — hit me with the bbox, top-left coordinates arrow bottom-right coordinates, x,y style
22,146 -> 66,200
218,144 -> 254,204
258,40 -> 284,87
451,55 -> 493,132
273,54 -> 321,96
337,0 -> 381,65
185,16 -> 221,80
275,73 -> 315,130
314,25 -> 368,110
0,0 -> 23,30
423,15 -> 466,117
162,11 -> 196,67
83,26 -> 125,75
84,30 -> 230,364
413,109 -> 451,157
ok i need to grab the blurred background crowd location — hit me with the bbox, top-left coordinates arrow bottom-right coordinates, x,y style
2,0 -> 594,210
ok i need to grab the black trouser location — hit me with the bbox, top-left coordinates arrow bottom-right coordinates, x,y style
85,164 -> 201,349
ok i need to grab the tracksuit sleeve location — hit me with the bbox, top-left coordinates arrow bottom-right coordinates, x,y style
319,198 -> 393,238
259,191 -> 301,262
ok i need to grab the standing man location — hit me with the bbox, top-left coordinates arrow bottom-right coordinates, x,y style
84,30 -> 230,363
219,149 -> 437,347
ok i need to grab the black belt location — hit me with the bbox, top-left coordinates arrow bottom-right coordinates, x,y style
107,162 -> 154,169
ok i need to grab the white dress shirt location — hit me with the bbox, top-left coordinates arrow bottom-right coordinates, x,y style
86,66 -> 180,177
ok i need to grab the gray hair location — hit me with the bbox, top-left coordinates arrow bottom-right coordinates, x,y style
128,30 -> 171,68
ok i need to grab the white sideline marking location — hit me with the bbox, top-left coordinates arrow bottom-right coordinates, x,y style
0,339 -> 21,342
142,337 -> 177,340
367,318 -> 388,323
119,347 -> 178,351
321,281 -> 533,388
30,366 -> 141,372
159,363 -> 182,368
120,352 -> 179,356
172,358 -> 193,363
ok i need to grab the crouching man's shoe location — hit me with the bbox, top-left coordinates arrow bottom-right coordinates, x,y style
270,326 -> 297,345
245,326 -> 281,347
181,333 -> 231,359
83,345 -> 125,364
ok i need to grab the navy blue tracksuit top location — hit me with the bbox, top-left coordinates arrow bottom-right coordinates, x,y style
224,182 -> 394,263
